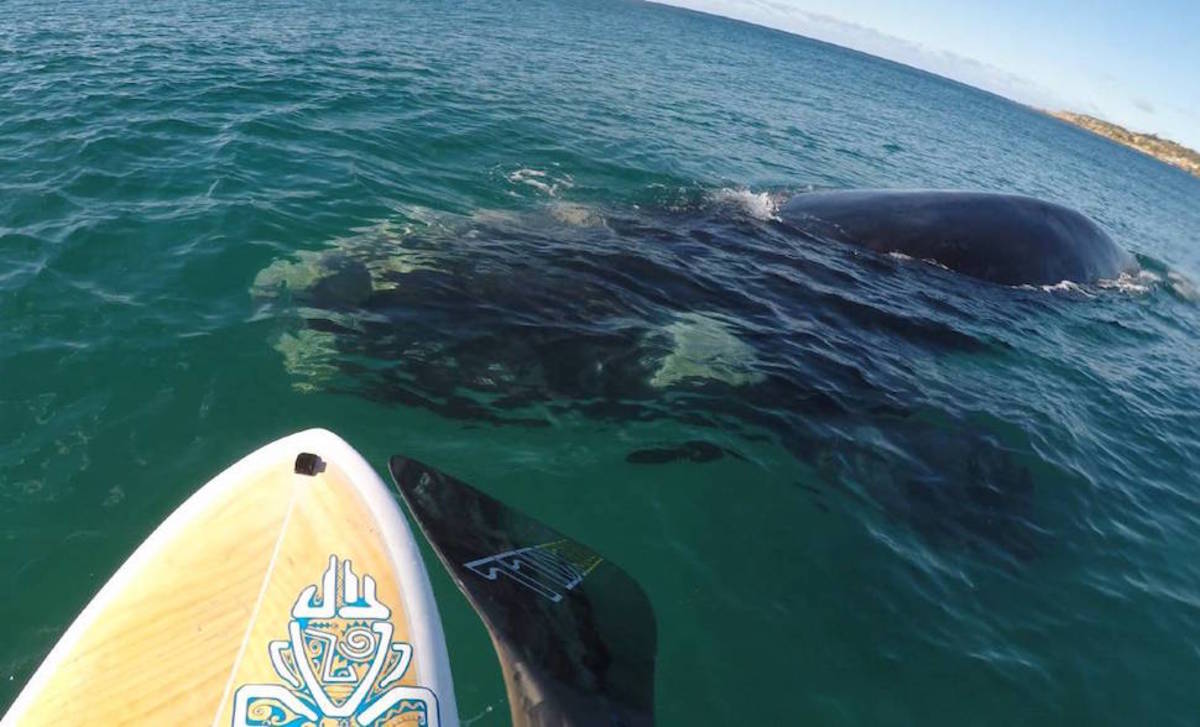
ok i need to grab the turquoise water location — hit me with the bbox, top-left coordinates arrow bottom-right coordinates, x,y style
4,0 -> 1200,723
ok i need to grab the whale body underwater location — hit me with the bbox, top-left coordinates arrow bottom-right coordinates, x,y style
255,189 -> 1133,563
779,190 -> 1137,286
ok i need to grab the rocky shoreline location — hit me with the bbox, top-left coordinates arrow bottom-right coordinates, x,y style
1052,111 -> 1200,178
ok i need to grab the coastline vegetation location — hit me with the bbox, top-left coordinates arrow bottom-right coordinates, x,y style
1052,111 -> 1200,178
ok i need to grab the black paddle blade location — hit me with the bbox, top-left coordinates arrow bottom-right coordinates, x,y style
388,456 -> 656,727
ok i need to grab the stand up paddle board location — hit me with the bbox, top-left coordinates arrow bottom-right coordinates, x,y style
2,429 -> 457,726
4,429 -> 658,726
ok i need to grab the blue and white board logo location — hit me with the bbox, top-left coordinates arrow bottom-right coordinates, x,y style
233,555 -> 439,726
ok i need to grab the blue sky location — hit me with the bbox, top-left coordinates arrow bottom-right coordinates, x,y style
653,0 -> 1200,149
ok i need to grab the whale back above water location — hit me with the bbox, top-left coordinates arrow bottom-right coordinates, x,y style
779,190 -> 1137,286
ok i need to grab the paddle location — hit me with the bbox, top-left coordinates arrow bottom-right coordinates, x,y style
388,456 -> 656,727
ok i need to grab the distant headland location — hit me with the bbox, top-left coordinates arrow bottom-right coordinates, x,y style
1051,111 -> 1200,178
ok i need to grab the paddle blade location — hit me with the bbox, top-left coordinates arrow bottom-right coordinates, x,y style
388,456 -> 656,727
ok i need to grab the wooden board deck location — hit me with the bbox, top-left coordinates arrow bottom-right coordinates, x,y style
2,429 -> 458,727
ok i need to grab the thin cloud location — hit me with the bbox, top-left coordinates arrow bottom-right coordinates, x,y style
650,0 -> 1064,110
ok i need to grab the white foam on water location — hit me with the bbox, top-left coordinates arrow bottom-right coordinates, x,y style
650,311 -> 765,388
710,187 -> 782,221
1010,279 -> 1096,298
506,167 -> 573,197
1096,269 -> 1161,295
1040,280 -> 1091,295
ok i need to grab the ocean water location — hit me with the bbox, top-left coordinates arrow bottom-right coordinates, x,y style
3,0 -> 1200,723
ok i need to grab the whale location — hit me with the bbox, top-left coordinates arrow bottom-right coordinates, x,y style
252,199 -> 1051,562
779,190 -> 1137,286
